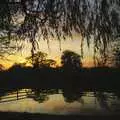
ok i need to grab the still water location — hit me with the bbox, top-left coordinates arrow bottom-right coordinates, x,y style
0,89 -> 120,115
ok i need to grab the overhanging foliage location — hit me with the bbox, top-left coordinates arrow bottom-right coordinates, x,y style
0,0 -> 120,57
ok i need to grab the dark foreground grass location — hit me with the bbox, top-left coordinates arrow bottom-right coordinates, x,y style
0,112 -> 120,120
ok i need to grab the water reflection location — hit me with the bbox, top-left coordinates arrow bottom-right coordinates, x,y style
0,89 -> 120,115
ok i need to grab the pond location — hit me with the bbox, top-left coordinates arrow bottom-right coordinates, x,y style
0,89 -> 120,115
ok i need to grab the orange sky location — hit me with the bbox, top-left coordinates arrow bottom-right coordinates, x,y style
0,34 -> 95,69
0,55 -> 94,69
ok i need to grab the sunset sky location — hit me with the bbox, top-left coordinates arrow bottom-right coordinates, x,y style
0,0 -> 118,69
0,34 -> 95,69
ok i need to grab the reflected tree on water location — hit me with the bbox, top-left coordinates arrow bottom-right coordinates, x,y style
95,92 -> 120,111
95,92 -> 110,111
63,90 -> 84,104
29,89 -> 59,103
29,89 -> 49,103
62,85 -> 84,104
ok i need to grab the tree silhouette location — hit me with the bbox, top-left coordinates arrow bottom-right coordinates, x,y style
26,51 -> 47,68
0,0 -> 120,58
61,50 -> 82,70
26,51 -> 56,68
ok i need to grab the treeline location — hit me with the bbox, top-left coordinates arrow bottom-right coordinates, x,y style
0,63 -> 120,91
0,50 -> 120,91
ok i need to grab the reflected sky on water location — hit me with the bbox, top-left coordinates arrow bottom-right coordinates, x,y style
0,89 -> 120,115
